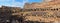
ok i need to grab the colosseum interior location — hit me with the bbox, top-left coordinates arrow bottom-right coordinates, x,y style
0,0 -> 60,23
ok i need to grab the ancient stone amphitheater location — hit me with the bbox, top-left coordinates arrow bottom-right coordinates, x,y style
0,0 -> 60,23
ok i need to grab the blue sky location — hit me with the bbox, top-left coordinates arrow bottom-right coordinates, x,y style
0,0 -> 43,8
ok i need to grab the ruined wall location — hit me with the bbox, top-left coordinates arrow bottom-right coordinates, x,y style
22,0 -> 60,23
24,0 -> 60,9
1,0 -> 60,23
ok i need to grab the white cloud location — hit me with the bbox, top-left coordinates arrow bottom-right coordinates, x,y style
0,0 -> 29,8
23,0 -> 28,5
11,0 -> 28,8
0,0 -> 9,1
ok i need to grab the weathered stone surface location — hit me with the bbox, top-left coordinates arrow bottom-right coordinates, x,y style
1,0 -> 60,23
24,0 -> 60,9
